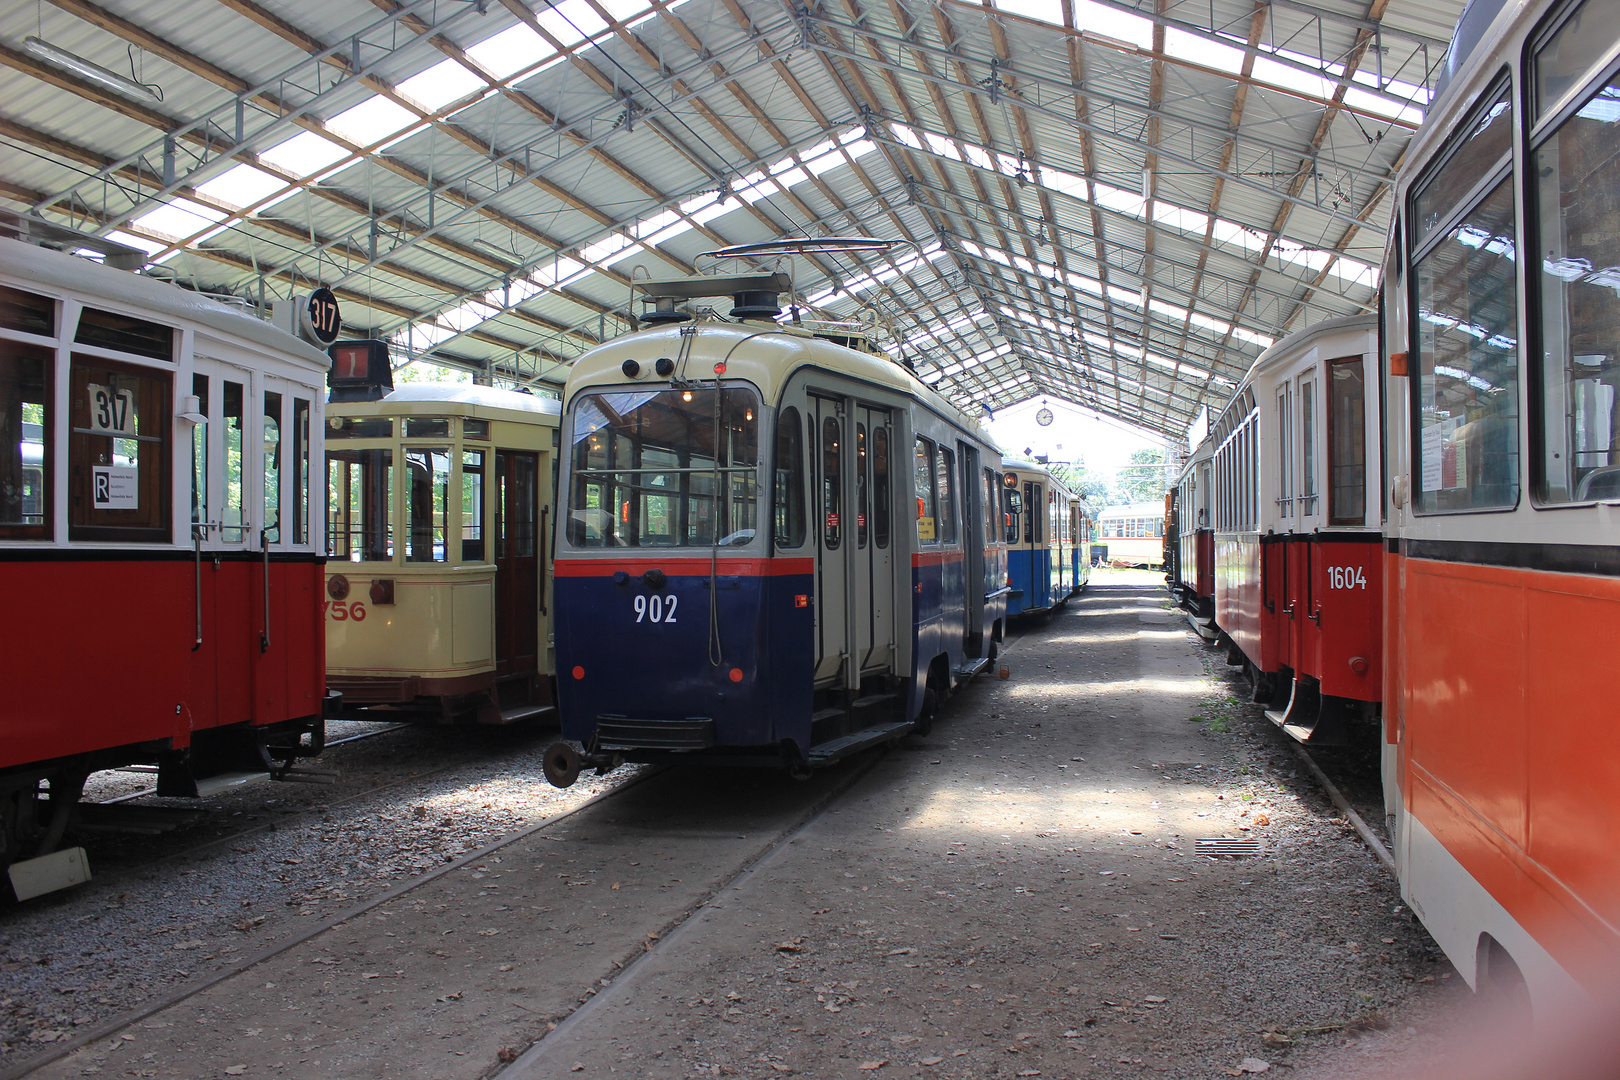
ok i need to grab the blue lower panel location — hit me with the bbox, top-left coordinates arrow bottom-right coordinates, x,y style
555,572 -> 815,753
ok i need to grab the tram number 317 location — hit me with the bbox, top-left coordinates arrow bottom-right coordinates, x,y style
1326,565 -> 1366,590
633,594 -> 678,623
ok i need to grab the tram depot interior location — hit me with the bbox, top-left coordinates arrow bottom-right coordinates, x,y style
5,0 -> 1620,1075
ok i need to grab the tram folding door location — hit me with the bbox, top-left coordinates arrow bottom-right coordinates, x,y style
494,450 -> 540,678
809,395 -> 895,690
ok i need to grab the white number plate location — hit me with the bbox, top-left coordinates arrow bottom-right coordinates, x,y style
1326,565 -> 1367,590
88,383 -> 137,436
634,594 -> 679,623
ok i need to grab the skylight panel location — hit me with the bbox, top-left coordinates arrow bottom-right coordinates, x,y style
538,0 -> 607,46
194,165 -> 285,210
1071,0 -> 1153,48
260,131 -> 349,177
398,58 -> 486,111
466,23 -> 550,80
131,198 -> 226,240
328,95 -> 419,144
106,231 -> 165,258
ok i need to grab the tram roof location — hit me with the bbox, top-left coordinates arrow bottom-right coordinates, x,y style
0,0 -> 1465,439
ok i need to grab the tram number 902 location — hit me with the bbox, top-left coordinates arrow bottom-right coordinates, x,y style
1326,566 -> 1366,590
634,594 -> 678,623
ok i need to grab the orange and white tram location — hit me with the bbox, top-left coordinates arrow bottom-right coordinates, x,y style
1378,0 -> 1620,1010
1209,315 -> 1383,745
0,226 -> 332,900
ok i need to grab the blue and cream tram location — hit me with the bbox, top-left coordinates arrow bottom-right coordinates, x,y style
543,273 -> 1008,784
1000,457 -> 1087,616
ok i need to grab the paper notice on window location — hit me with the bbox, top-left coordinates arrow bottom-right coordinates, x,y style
92,465 -> 139,509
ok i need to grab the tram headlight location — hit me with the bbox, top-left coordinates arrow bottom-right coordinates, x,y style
621,359 -> 642,378
655,357 -> 674,377
327,575 -> 350,601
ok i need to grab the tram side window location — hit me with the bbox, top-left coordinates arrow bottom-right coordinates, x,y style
936,445 -> 956,544
462,450 -> 486,561
0,345 -> 49,538
263,391 -> 281,543
328,449 -> 393,561
223,381 -> 245,542
914,436 -> 937,544
822,416 -> 841,550
406,448 -> 450,562
773,406 -> 805,548
1530,58 -> 1620,503
872,425 -> 890,549
1328,360 -> 1366,522
68,358 -> 170,541
856,423 -> 869,549
981,468 -> 997,542
293,398 -> 310,544
1023,483 -> 1036,544
1301,378 -> 1318,516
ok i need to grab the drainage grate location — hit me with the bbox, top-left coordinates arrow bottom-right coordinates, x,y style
1195,838 -> 1263,857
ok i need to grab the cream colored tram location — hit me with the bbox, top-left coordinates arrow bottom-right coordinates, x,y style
324,348 -> 559,723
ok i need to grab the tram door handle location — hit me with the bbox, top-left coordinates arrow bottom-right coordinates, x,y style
1278,542 -> 1293,616
1305,542 -> 1320,625
260,530 -> 272,653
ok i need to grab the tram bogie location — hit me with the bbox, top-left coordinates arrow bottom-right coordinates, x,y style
549,275 -> 1007,781
0,225 -> 333,898
323,348 -> 561,725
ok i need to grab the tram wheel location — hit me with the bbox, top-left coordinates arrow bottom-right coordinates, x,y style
542,742 -> 582,789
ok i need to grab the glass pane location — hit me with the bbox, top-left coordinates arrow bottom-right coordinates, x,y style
0,346 -> 49,532
914,437 -> 936,544
405,448 -> 450,562
405,417 -> 450,438
1532,71 -> 1620,502
0,285 -> 53,337
74,308 -> 173,360
567,387 -> 759,548
1301,380 -> 1317,514
873,426 -> 890,549
1023,483 -> 1036,543
69,359 -> 170,540
263,391 -> 281,543
223,381 -> 245,541
1534,0 -> 1620,119
937,447 -> 956,543
191,374 -> 207,530
1413,82 -> 1513,246
822,417 -> 842,550
502,454 -> 538,558
856,423 -> 869,549
463,418 -> 490,440
327,448 -> 392,561
462,450 -> 485,561
294,398 -> 310,544
1277,387 -> 1292,512
328,416 -> 392,439
1329,364 -> 1365,522
773,407 -> 805,547
1414,177 -> 1521,512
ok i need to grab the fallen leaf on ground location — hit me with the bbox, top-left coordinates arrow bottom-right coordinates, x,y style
1237,1059 -> 1271,1073
858,1061 -> 888,1071
919,1057 -> 944,1066
225,1067 -> 246,1076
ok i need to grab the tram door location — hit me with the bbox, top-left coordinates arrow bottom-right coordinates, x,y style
494,450 -> 539,679
252,373 -> 315,721
190,357 -> 258,725
959,445 -> 984,653
809,395 -> 846,684
854,404 -> 893,675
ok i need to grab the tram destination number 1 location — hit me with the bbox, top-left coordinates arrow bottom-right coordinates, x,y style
1327,565 -> 1366,590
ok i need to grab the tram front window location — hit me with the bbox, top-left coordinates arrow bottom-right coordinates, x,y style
567,387 -> 759,548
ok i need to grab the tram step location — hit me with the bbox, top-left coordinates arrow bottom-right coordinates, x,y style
807,721 -> 914,765
953,657 -> 992,680
810,707 -> 847,723
496,703 -> 557,724
275,769 -> 339,784
849,694 -> 897,710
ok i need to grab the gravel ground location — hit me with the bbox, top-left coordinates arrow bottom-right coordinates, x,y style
0,720 -> 641,1066
3,572 -> 1475,1079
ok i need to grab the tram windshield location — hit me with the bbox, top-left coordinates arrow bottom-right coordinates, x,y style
567,387 -> 759,548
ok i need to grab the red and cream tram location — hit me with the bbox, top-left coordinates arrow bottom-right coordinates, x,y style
1209,315 -> 1383,746
1378,0 -> 1620,1011
1170,436 -> 1215,634
0,223 -> 332,900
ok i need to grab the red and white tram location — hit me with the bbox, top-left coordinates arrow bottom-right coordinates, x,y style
1379,0 -> 1620,1010
0,224 -> 332,899
1209,316 -> 1383,746
1170,435 -> 1215,633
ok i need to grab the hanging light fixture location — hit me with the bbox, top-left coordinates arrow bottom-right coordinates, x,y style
23,38 -> 163,104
